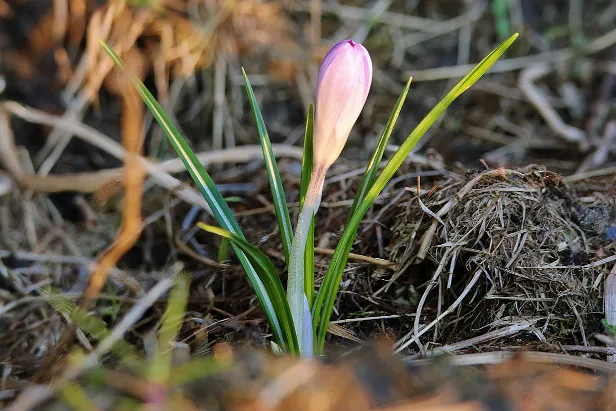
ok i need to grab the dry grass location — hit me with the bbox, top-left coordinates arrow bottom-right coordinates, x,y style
387,166 -> 614,354
1,0 -> 616,408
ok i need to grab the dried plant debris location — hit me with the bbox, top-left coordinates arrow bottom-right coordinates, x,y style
0,0 -> 296,108
388,165 -> 616,353
8,344 -> 616,411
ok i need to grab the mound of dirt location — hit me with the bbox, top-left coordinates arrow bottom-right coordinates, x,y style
387,165 -> 616,354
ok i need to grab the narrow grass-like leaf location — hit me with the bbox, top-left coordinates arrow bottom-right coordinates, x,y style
197,223 -> 299,354
149,274 -> 190,386
169,356 -> 229,385
43,287 -> 140,368
347,77 -> 412,219
223,196 -> 243,203
313,34 -> 518,352
60,383 -> 99,411
243,69 -> 293,263
101,41 -> 285,347
217,238 -> 230,262
300,105 -> 315,306
492,0 -> 511,41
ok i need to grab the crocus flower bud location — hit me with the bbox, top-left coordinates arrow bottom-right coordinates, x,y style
313,40 -> 373,172
286,40 -> 372,357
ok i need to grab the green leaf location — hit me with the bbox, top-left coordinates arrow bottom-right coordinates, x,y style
101,41 -> 286,348
242,69 -> 293,264
197,223 -> 299,354
347,77 -> 412,219
60,383 -> 99,411
300,105 -> 315,307
217,237 -> 230,262
491,0 -> 511,41
312,34 -> 518,352
149,274 -> 190,386
169,356 -> 229,385
42,287 -> 141,369
602,319 -> 616,335
223,196 -> 243,203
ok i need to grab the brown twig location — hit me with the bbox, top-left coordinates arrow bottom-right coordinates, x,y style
3,101 -> 299,212
519,64 -> 586,144
0,107 -> 25,183
406,351 -> 616,374
314,247 -> 397,269
17,144 -> 303,194
405,24 -> 616,81
394,269 -> 483,353
33,65 -> 146,383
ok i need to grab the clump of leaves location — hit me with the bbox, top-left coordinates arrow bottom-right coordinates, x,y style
101,33 -> 518,356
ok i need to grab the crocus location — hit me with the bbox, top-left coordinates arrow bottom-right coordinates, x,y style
287,39 -> 373,356
313,39 -> 373,176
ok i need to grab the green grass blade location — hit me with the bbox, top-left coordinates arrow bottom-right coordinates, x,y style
198,223 -> 299,354
100,41 -> 285,347
242,69 -> 293,263
169,356 -> 230,385
42,288 -> 141,369
217,238 -> 230,262
300,105 -> 315,307
313,34 -> 518,352
347,77 -> 412,219
60,383 -> 99,411
149,274 -> 190,386
492,0 -> 511,41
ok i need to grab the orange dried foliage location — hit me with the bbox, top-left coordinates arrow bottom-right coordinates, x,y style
83,50 -> 146,303
4,0 -> 297,103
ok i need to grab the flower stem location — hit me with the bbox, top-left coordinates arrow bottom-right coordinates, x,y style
287,168 -> 325,355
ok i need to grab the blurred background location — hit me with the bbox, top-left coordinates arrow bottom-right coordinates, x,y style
2,0 -> 615,178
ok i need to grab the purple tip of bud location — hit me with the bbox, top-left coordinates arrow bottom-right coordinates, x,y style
313,39 -> 373,170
